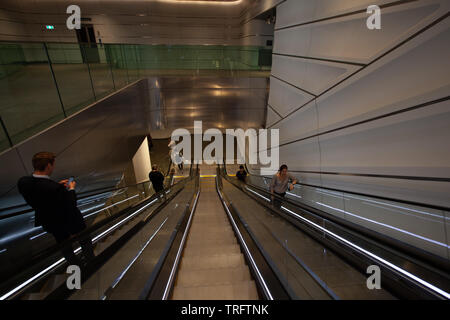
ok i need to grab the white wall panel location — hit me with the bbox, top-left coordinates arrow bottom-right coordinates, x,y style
278,137 -> 321,172
268,76 -> 314,117
266,105 -> 281,127
319,99 -> 450,178
316,20 -> 450,133
271,54 -> 360,95
310,1 -> 447,63
276,0 -> 397,29
273,25 -> 311,57
268,0 -> 450,258
272,100 -> 318,145
275,0 -> 448,64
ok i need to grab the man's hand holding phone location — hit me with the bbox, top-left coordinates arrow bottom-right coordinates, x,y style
59,177 -> 76,190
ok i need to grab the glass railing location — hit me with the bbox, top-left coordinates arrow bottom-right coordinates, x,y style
0,170 -> 194,300
220,171 -> 450,299
0,42 -> 272,152
0,174 -> 177,279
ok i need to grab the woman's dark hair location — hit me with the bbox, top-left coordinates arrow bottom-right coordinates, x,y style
239,165 -> 244,169
279,164 -> 288,172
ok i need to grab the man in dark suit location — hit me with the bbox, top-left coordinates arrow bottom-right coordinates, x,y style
17,152 -> 95,266
149,164 -> 165,194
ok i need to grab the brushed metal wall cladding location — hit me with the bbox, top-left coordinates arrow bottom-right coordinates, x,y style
240,19 -> 275,46
271,55 -> 361,96
0,80 -> 152,208
240,0 -> 283,23
143,77 -> 269,135
274,0 -> 449,64
146,77 -> 268,89
0,149 -> 28,205
0,0 -> 268,45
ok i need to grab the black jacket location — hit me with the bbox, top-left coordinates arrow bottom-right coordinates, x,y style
149,170 -> 165,192
236,170 -> 247,182
17,176 -> 86,234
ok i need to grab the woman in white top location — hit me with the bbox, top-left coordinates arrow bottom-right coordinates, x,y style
174,152 -> 184,174
270,164 -> 298,208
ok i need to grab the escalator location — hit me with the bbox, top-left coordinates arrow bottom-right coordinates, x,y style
220,174 -> 389,299
172,173 -> 258,300
219,165 -> 450,300
2,162 -> 448,300
0,162 -> 191,300
72,177 -> 197,300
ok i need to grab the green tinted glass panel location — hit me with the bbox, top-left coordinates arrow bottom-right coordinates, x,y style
47,43 -> 95,115
0,41 -> 271,148
0,42 -> 64,145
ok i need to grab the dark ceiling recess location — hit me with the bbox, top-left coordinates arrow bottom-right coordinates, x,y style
254,7 -> 276,24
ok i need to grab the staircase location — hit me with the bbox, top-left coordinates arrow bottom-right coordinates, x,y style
172,177 -> 259,300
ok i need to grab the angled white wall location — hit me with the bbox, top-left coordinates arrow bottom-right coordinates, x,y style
132,137 -> 152,184
263,0 -> 450,259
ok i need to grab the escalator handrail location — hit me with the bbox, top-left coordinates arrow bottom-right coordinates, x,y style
0,173 -> 174,219
221,172 -> 450,299
0,175 -> 193,298
239,175 -> 450,274
225,165 -> 450,273
138,165 -> 200,300
216,172 -> 292,300
47,175 -> 193,300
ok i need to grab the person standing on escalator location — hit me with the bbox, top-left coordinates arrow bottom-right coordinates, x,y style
236,165 -> 247,183
270,164 -> 298,209
149,164 -> 165,194
17,152 -> 95,266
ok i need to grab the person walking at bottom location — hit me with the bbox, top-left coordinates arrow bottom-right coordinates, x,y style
174,151 -> 184,174
17,152 -> 95,266
270,164 -> 298,209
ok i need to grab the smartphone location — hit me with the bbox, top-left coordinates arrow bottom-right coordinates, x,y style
67,177 -> 74,189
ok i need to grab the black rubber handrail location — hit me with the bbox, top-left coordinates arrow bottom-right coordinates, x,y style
0,162 -> 178,218
221,172 -> 450,299
0,174 -> 192,300
139,166 -> 199,300
47,178 -> 192,300
216,172 -> 291,300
